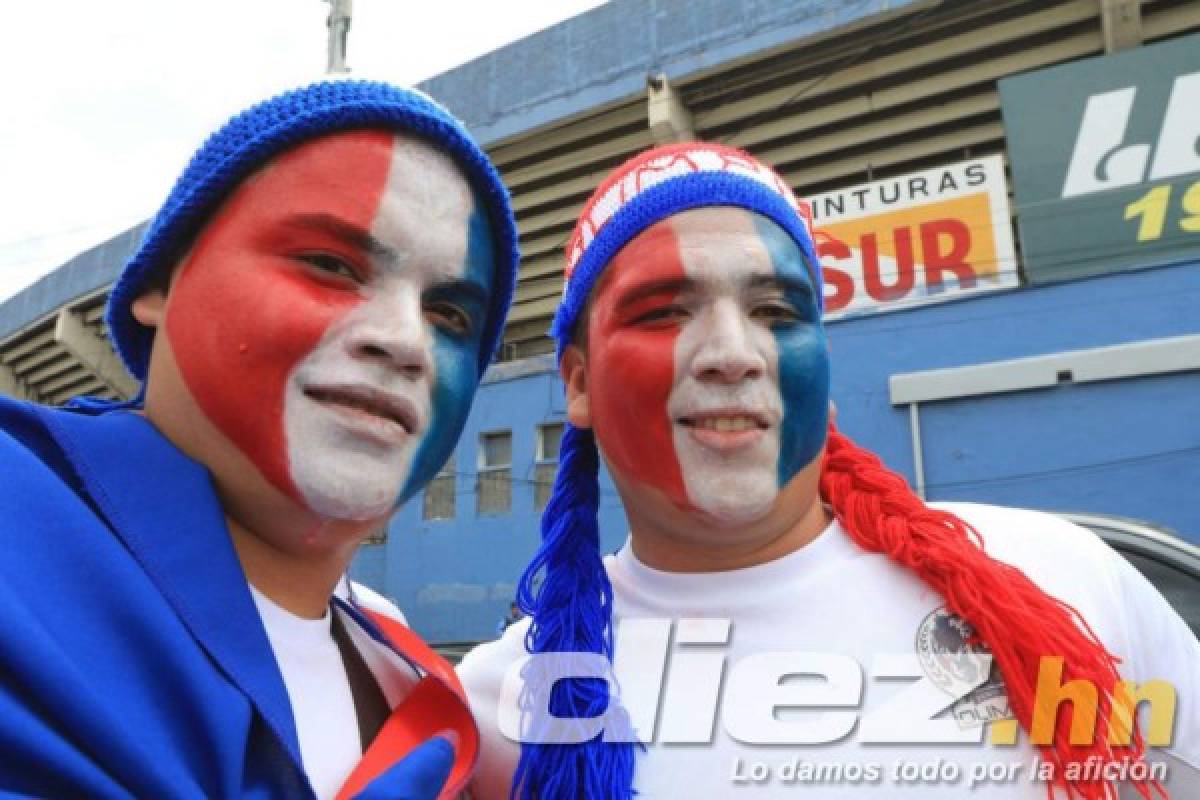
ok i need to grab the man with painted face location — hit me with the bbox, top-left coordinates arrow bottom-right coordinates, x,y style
0,81 -> 518,798
457,144 -> 1199,799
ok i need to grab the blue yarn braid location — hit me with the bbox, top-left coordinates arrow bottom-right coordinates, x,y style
511,424 -> 637,799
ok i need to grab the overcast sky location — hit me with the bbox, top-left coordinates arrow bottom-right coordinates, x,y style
0,1 -> 605,304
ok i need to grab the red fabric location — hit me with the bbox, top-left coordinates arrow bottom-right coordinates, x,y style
335,611 -> 478,800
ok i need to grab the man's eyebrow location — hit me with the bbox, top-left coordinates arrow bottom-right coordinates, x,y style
279,212 -> 393,260
426,277 -> 489,305
745,273 -> 814,298
613,276 -> 692,306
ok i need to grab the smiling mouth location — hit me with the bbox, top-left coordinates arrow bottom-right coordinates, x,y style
677,412 -> 769,432
304,385 -> 417,435
676,411 -> 771,451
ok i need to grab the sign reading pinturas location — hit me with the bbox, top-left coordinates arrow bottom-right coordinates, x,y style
805,154 -> 1018,318
999,32 -> 1200,284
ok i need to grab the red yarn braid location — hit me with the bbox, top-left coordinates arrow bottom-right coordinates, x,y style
819,425 -> 1165,800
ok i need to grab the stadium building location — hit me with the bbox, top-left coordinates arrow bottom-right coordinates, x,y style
2,0 -> 1198,643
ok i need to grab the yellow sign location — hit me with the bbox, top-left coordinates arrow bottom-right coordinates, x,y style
806,155 -> 1019,318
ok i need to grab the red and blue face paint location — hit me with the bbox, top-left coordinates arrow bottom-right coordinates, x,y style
585,207 -> 827,523
164,130 -> 493,520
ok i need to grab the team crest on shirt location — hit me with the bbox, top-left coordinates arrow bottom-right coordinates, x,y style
915,607 -> 1014,729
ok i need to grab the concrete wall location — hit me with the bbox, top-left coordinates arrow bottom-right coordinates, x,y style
357,259 -> 1200,643
419,0 -> 922,146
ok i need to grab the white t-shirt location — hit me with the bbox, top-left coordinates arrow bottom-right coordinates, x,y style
251,580 -> 420,800
458,503 -> 1200,799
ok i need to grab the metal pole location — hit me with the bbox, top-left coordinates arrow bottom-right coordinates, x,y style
324,0 -> 353,74
909,402 -> 926,500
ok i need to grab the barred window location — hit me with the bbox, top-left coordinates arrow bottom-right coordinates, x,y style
422,455 -> 456,521
477,431 -> 512,515
534,422 -> 564,511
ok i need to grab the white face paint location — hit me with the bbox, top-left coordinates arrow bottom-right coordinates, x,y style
666,211 -> 785,524
285,138 -> 476,520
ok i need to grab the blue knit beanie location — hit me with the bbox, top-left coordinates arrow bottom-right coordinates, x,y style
513,143 -> 821,799
105,79 -> 519,383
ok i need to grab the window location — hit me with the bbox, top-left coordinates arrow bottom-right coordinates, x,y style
423,455 -> 456,521
477,431 -> 512,514
535,422 -> 564,511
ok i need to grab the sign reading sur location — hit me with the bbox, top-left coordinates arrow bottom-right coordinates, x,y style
999,32 -> 1200,284
806,154 -> 1018,319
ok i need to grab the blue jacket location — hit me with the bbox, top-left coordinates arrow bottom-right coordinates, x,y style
0,395 -> 314,798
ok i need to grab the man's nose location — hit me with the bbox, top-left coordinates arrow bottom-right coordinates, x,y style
690,301 -> 767,384
343,286 -> 433,379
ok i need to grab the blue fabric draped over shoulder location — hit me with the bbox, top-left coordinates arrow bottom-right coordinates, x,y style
0,395 -> 311,798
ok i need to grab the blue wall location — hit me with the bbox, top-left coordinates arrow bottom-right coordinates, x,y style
355,260 -> 1200,643
828,261 -> 1199,536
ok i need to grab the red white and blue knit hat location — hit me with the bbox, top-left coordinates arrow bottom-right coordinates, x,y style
514,142 -> 822,800
105,79 -> 519,383
551,141 -> 822,357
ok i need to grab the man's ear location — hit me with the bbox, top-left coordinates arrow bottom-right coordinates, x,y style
560,344 -> 591,429
130,288 -> 167,329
